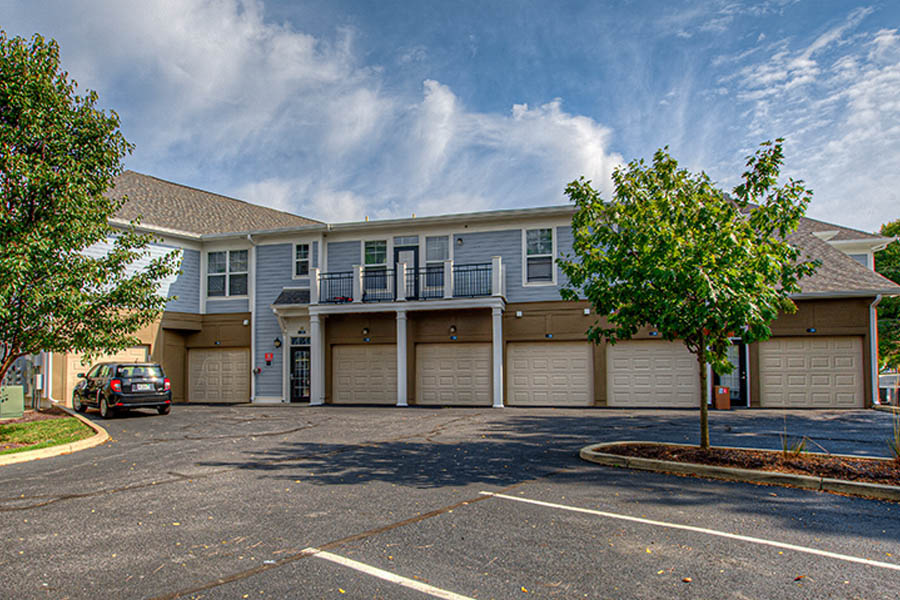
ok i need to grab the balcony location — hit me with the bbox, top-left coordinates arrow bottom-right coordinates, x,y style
312,257 -> 504,304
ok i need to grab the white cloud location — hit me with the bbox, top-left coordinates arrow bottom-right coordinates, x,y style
712,9 -> 900,231
2,0 -> 623,223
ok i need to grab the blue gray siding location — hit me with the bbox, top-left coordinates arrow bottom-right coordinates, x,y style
166,248 -> 200,313
312,241 -> 319,269
452,228 -> 571,302
205,298 -> 249,314
83,237 -> 201,313
254,243 -> 301,398
327,240 -> 359,273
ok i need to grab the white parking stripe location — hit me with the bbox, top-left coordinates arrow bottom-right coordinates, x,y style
480,492 -> 900,572
304,548 -> 476,600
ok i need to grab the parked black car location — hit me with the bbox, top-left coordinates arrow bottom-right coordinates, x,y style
73,362 -> 172,418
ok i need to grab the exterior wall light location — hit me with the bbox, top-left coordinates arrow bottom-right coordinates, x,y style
449,325 -> 457,334
362,327 -> 370,335
273,337 -> 282,348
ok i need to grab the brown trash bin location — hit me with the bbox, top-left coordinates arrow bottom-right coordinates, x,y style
714,386 -> 730,410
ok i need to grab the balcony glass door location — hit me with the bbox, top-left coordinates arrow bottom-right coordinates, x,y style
394,246 -> 419,300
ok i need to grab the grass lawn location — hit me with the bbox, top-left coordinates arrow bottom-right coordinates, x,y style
0,417 -> 94,455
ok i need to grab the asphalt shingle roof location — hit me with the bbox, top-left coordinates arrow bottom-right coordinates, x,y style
791,232 -> 900,296
109,171 -> 320,235
795,216 -> 883,241
273,289 -> 311,305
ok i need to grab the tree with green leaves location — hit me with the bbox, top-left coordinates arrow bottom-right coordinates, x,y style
559,140 -> 818,448
0,32 -> 180,383
875,219 -> 900,371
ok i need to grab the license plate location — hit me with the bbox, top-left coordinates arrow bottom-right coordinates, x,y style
134,383 -> 153,391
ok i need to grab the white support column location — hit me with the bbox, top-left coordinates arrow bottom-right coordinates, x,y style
491,306 -> 504,408
396,262 -> 407,301
310,267 -> 320,304
310,313 -> 325,405
396,310 -> 408,407
352,265 -> 363,303
443,260 -> 453,298
491,256 -> 503,297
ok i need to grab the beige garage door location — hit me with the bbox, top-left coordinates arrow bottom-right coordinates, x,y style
64,345 -> 149,405
416,343 -> 491,406
607,340 -> 699,407
759,336 -> 864,408
507,342 -> 593,406
332,344 -> 397,404
189,348 -> 250,403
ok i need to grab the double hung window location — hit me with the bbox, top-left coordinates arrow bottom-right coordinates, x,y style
525,228 -> 554,283
208,250 -> 248,297
295,243 -> 310,277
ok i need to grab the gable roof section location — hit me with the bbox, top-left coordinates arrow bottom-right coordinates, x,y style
795,215 -> 881,241
791,232 -> 900,297
109,171 -> 320,235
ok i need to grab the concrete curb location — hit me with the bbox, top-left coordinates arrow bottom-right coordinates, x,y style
873,405 -> 900,415
580,441 -> 900,502
0,404 -> 109,467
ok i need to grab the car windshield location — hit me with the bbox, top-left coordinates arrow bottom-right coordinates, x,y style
116,365 -> 163,378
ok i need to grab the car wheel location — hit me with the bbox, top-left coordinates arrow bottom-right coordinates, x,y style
73,393 -> 86,413
157,405 -> 171,416
99,395 -> 114,419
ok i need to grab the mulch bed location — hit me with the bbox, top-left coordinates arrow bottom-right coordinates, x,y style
603,443 -> 900,487
1,406 -> 70,425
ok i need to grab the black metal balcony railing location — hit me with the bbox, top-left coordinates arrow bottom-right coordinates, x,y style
453,263 -> 492,297
362,268 -> 394,302
320,271 -> 353,303
315,262 -> 494,303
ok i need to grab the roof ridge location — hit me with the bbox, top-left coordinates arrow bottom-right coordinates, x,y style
120,170 -> 322,224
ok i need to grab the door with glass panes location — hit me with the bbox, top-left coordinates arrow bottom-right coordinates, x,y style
290,337 -> 311,403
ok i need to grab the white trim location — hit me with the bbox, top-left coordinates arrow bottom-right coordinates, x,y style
248,241 -> 257,402
871,295 -> 882,407
253,396 -> 285,404
206,295 -> 249,301
790,290 -> 900,299
521,226 -> 558,287
492,306 -> 504,408
396,310 -> 408,407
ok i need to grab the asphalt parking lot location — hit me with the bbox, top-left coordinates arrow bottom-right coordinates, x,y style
2,405 -> 899,599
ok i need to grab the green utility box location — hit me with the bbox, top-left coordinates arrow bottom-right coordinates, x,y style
0,386 -> 25,420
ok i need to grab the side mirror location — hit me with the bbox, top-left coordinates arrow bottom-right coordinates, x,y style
77,373 -> 86,378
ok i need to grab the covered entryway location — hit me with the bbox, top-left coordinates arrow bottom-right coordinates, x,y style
63,345 -> 150,405
415,343 -> 491,406
332,344 -> 396,404
607,340 -> 699,407
188,348 -> 250,403
506,342 -> 593,406
758,336 -> 864,408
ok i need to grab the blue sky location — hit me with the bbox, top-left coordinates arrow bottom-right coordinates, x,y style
2,0 -> 898,231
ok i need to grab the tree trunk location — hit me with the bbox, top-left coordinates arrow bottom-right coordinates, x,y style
699,351 -> 709,449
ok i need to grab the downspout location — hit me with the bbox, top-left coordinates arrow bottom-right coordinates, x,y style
248,234 -> 258,403
870,295 -> 882,407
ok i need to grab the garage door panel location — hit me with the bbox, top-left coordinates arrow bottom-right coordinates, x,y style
607,341 -> 699,407
507,342 -> 593,407
759,336 -> 863,408
188,348 -> 250,403
416,343 -> 491,406
64,346 -> 150,405
332,345 -> 396,404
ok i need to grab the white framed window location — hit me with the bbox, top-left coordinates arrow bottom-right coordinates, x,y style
523,228 -> 555,285
207,250 -> 248,297
364,240 -> 388,290
294,243 -> 310,278
425,236 -> 449,288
